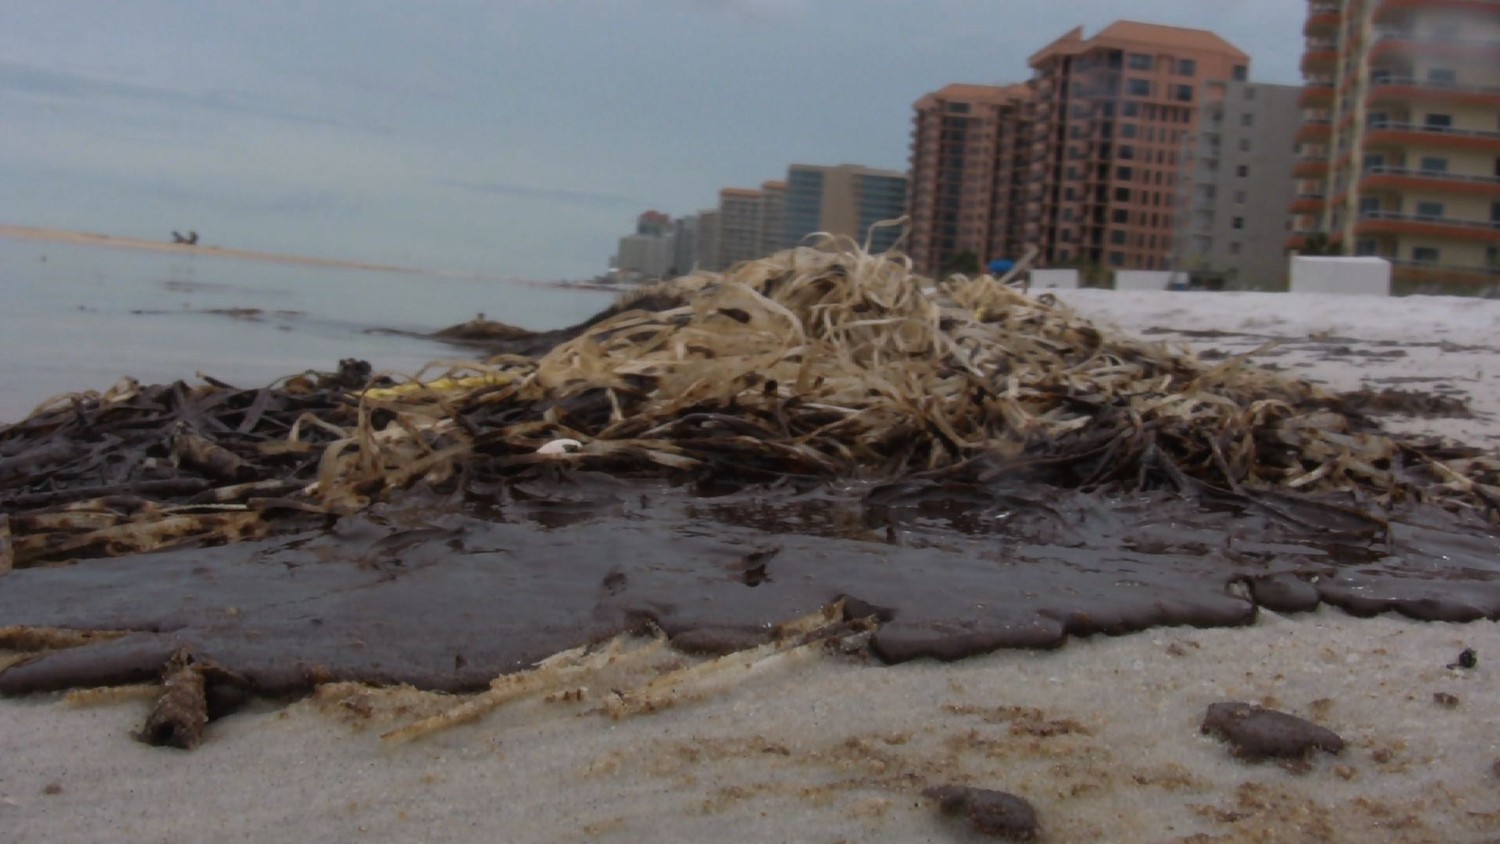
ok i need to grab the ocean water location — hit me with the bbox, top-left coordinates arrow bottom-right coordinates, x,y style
0,236 -> 613,423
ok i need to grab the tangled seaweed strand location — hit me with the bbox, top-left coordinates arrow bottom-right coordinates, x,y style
3,237 -> 1499,568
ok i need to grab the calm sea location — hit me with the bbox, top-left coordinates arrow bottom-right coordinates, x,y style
0,236 -> 614,423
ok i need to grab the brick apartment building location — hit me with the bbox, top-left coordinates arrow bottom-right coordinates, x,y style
908,21 -> 1260,277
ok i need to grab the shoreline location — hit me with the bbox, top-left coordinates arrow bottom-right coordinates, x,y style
0,223 -> 558,286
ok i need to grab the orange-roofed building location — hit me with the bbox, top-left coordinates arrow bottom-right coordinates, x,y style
1023,21 -> 1249,271
907,83 -> 1033,274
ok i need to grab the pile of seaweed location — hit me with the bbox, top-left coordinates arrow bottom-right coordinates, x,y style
3,237 -> 1498,570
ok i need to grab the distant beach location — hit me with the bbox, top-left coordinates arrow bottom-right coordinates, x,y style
0,224 -> 448,277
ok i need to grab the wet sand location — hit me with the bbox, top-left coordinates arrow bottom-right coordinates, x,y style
3,288 -> 1500,842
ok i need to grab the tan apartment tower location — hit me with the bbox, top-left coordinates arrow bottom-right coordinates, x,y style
1289,0 -> 1500,289
1024,22 -> 1249,272
783,163 -> 909,253
758,180 -> 786,257
907,83 -> 1033,275
716,187 -> 765,269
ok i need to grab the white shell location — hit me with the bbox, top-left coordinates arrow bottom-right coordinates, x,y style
536,438 -> 583,455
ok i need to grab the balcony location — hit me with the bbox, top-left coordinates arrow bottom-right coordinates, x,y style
1361,165 -> 1500,196
1295,119 -> 1333,143
1371,33 -> 1500,66
1367,77 -> 1500,108
1293,156 -> 1331,178
1363,121 -> 1500,152
1301,39 -> 1339,74
1298,81 -> 1335,107
1389,258 -> 1500,287
1285,230 -> 1327,251
1355,209 -> 1500,242
1290,193 -> 1328,213
1304,2 -> 1340,37
1374,0 -> 1500,24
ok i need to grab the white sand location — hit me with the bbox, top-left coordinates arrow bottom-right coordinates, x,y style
4,290 -> 1500,843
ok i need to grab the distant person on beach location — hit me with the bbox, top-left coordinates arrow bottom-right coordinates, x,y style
171,230 -> 200,245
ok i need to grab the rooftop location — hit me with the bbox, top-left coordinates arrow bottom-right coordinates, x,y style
1029,20 -> 1248,66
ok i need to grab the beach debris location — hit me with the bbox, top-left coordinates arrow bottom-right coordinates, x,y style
139,651 -> 210,750
136,649 -> 249,750
381,636 -> 663,744
1447,648 -> 1478,670
4,238 -> 1500,570
536,438 -> 583,456
1201,701 -> 1345,761
923,784 -> 1040,840
1433,692 -> 1460,708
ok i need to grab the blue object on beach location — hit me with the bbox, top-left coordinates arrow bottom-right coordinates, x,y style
988,259 -> 1015,274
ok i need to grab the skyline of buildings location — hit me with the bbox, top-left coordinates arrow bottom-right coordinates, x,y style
608,5 -> 1500,291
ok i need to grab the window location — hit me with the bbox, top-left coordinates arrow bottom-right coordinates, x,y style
1359,197 -> 1381,215
1127,78 -> 1152,97
1110,230 -> 1127,245
1244,86 -> 1257,100
1415,201 -> 1444,219
945,102 -> 971,114
1174,85 -> 1193,103
1119,144 -> 1136,160
1232,64 -> 1248,81
1117,166 -> 1133,181
1112,209 -> 1129,223
1236,165 -> 1249,177
1238,138 -> 1251,152
1240,113 -> 1254,127
1114,187 -> 1131,201
1420,156 -> 1448,173
1122,102 -> 1139,117
1413,246 -> 1440,262
1128,52 -> 1153,70
1232,217 -> 1244,229
1428,68 -> 1456,85
1108,251 -> 1126,266
1425,113 -> 1453,130
1355,239 -> 1377,256
1177,58 -> 1196,76
1121,123 -> 1137,139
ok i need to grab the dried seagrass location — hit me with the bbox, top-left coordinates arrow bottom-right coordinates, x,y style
3,238 -> 1499,569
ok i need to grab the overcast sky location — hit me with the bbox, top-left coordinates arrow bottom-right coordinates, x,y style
2,1 -> 1306,280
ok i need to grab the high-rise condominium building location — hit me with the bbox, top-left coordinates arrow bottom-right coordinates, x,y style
1024,22 -> 1249,271
717,188 -> 765,269
695,208 -> 721,272
758,180 -> 786,257
782,163 -> 909,253
1180,81 -> 1302,288
907,84 -> 1032,274
1290,0 -> 1500,289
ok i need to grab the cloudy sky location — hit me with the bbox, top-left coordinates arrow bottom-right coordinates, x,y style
2,1 -> 1306,280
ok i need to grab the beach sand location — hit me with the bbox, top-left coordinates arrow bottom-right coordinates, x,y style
4,287 -> 1499,843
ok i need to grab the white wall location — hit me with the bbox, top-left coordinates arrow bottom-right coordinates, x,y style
1030,269 -> 1079,290
1289,256 -> 1390,296
1114,270 -> 1174,292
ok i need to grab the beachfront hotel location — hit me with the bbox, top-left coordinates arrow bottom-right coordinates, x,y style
1179,80 -> 1303,288
1289,0 -> 1500,289
781,163 -> 909,254
907,83 -> 1032,274
907,22 -> 1262,277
